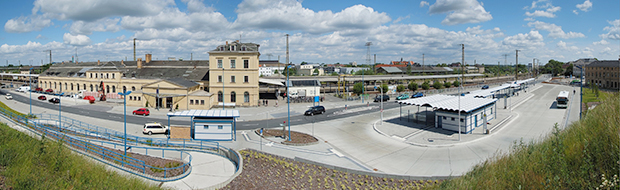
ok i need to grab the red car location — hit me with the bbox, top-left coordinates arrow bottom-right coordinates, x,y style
35,87 -> 43,92
37,95 -> 47,100
132,108 -> 150,116
45,89 -> 53,93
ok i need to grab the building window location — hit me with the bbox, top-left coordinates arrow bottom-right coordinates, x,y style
106,73 -> 109,78
244,60 -> 249,68
77,83 -> 80,91
83,84 -> 86,90
241,46 -> 246,51
218,91 -> 223,102
244,76 -> 249,83
132,86 -> 136,91
123,86 -> 126,93
451,117 -> 455,121
217,59 -> 223,68
218,125 -> 223,129
231,91 -> 236,102
90,73 -> 93,78
204,125 -> 209,129
90,84 -> 93,91
71,83 -> 74,91
244,91 -> 249,103
218,75 -> 223,82
490,108 -> 493,114
443,116 -> 446,120
460,118 -> 464,122
65,83 -> 68,90
190,100 -> 194,105
112,86 -> 116,93
138,97 -> 141,101
231,60 -> 236,68
106,85 -> 110,93
112,73 -> 115,78
231,76 -> 235,83
200,100 -> 204,105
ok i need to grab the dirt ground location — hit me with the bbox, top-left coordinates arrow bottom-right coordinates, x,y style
169,126 -> 191,139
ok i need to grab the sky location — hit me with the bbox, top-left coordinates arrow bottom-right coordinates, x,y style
0,0 -> 618,66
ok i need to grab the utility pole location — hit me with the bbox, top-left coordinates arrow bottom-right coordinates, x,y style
458,44 -> 464,141
191,53 -> 193,61
532,58 -> 535,78
285,34 -> 291,141
516,50 -> 520,81
498,61 -> 500,81
422,53 -> 425,75
44,50 -> 52,64
133,38 -> 136,61
373,54 -> 376,73
75,48 -> 78,63
365,42 -> 372,103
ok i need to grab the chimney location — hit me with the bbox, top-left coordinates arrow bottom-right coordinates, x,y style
121,60 -> 124,66
97,60 -> 100,65
145,54 -> 152,63
226,41 -> 228,45
137,58 -> 143,69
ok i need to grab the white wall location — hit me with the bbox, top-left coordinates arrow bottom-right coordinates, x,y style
436,102 -> 496,133
193,122 -> 233,140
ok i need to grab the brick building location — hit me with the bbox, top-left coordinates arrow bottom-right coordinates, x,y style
585,60 -> 620,89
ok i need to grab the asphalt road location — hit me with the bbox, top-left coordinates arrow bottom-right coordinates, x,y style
1,89 -> 400,130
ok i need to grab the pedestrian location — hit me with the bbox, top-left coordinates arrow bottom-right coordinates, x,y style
266,99 -> 268,106
573,89 -> 576,94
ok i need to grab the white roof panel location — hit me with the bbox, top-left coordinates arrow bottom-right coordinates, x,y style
396,94 -> 497,113
167,109 -> 240,117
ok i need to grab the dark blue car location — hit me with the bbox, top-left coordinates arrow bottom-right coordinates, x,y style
481,85 -> 489,89
411,92 -> 423,98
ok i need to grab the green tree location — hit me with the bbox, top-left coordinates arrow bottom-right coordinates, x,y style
432,81 -> 443,89
408,82 -> 418,91
563,63 -> 573,76
396,84 -> 405,93
313,68 -> 319,75
406,65 -> 411,75
452,80 -> 461,87
353,83 -> 364,95
274,70 -> 279,74
443,81 -> 452,88
421,81 -> 430,90
378,84 -> 389,93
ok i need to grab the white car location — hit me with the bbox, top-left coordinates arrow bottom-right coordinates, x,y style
5,94 -> 12,100
142,123 -> 169,135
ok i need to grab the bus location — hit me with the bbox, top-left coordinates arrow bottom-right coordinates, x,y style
556,91 -> 570,109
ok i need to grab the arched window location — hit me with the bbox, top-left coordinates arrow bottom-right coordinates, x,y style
244,92 -> 250,103
58,83 -> 61,91
83,84 -> 86,90
71,83 -> 74,91
112,86 -> 116,93
131,86 -> 136,91
90,73 -> 93,78
90,84 -> 93,91
77,83 -> 80,91
44,82 -> 47,88
106,85 -> 110,93
95,85 -> 98,91
54,82 -> 57,89
106,73 -> 109,78
123,86 -> 126,93
231,91 -> 236,102
65,83 -> 68,90
217,91 -> 223,102
112,73 -> 115,79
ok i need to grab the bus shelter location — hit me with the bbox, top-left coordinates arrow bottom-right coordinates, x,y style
167,109 -> 240,141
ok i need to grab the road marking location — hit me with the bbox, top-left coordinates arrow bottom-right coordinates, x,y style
266,142 -> 274,147
243,123 -> 259,126
329,148 -> 344,157
391,135 -> 406,141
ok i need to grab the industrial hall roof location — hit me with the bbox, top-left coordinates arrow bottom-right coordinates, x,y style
396,94 -> 497,113
40,60 -> 209,81
585,60 -> 620,68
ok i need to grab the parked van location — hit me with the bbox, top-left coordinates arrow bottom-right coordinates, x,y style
16,86 -> 30,92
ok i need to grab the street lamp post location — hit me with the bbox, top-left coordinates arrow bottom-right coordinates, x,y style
29,67 -> 34,116
576,65 -> 583,119
118,90 -> 132,156
287,65 -> 291,141
58,92 -> 64,131
380,80 -> 384,125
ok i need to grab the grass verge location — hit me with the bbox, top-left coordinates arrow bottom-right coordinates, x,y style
0,122 -> 161,189
0,100 -> 35,119
431,93 -> 620,189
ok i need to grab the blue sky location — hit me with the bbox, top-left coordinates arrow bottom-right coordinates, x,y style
0,0 -> 618,66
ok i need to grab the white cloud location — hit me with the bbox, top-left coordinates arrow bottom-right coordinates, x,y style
63,33 -> 92,46
4,15 -> 52,33
600,19 -> 620,40
393,15 -> 410,23
428,0 -> 492,25
556,40 -> 579,51
527,21 -> 585,39
572,10 -> 579,15
525,6 -> 560,18
593,40 -> 609,45
234,0 -> 391,34
32,0 -> 174,22
36,34 -> 47,40
420,1 -> 429,7
523,0 -> 552,10
576,0 -> 592,12
70,18 -> 121,35
501,30 -> 545,49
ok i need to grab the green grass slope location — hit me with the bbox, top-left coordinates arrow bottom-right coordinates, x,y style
0,123 -> 161,190
434,93 -> 620,189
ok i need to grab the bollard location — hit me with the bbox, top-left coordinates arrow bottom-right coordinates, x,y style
345,105 -> 347,110
367,102 -> 369,107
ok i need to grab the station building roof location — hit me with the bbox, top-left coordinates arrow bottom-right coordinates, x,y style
396,94 -> 497,113
167,109 -> 240,118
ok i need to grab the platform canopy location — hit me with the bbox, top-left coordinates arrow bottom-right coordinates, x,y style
396,94 -> 497,113
466,85 -> 511,98
167,109 -> 240,118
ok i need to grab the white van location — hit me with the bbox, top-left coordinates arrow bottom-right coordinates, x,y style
16,86 -> 30,92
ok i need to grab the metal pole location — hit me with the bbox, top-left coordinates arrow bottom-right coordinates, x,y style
59,92 -> 64,131
118,91 -> 131,157
286,34 -> 291,141
223,67 -> 225,110
380,81 -> 383,125
459,44 -> 464,140
29,67 -> 33,116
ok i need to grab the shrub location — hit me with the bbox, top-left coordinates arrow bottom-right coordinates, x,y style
408,82 -> 418,91
396,85 -> 405,93
353,83 -> 364,95
432,81 -> 443,89
452,80 -> 461,87
443,81 -> 452,88
421,81 -> 430,90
